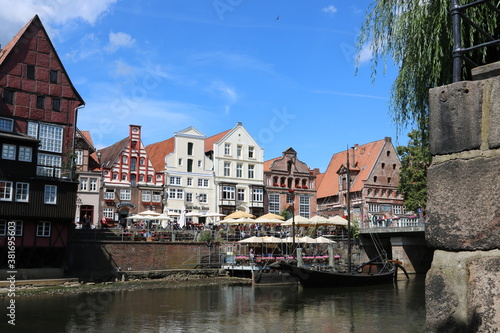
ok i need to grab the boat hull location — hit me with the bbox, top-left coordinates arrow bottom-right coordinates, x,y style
275,261 -> 395,288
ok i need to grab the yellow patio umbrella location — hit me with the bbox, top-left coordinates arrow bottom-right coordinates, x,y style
224,211 -> 255,219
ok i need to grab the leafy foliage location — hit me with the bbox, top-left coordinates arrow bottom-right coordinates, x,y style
357,0 -> 500,135
396,130 -> 431,212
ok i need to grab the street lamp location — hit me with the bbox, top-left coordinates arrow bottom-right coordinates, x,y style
289,188 -> 295,257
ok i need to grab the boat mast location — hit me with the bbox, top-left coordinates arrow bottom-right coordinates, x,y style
346,146 -> 352,273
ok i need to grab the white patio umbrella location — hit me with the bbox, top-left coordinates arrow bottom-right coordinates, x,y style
298,236 -> 316,244
238,236 -> 265,243
314,236 -> 337,244
224,211 -> 255,219
185,211 -> 202,217
328,215 -> 348,226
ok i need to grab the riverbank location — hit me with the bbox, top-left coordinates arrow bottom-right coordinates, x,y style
0,275 -> 251,298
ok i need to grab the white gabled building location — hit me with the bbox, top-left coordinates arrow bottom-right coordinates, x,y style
205,122 -> 265,216
146,127 -> 214,226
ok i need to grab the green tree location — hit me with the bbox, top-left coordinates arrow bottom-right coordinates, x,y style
396,130 -> 431,212
357,0 -> 500,135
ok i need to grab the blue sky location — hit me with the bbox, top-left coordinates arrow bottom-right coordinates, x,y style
0,0 -> 407,172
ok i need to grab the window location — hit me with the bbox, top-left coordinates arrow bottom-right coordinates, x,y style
0,181 -> 13,201
387,151 -> 391,157
224,162 -> 230,177
169,176 -> 181,185
236,163 -> 242,178
381,163 -> 385,169
224,143 -> 231,155
0,220 -> 23,236
44,185 -> 57,204
37,222 -> 51,237
33,123 -> 63,153
186,193 -> 193,202
122,156 -> 128,164
139,174 -> 144,182
252,188 -> 263,202
130,157 -> 137,171
237,145 -> 242,158
299,196 -> 310,218
222,186 -> 235,200
168,188 -> 184,200
120,190 -> 131,201
269,194 -> 280,214
152,191 -> 162,202
103,208 -> 114,218
369,204 -> 380,212
37,153 -> 62,178
248,146 -> 254,158
187,142 -> 193,155
393,205 -> 403,215
140,158 -> 145,165
27,65 -> 35,79
237,188 -> 245,201
286,193 -> 294,204
373,176 -> 378,183
198,160 -> 202,168
142,190 -> 151,202
131,141 -> 137,149
89,178 -> 97,191
36,95 -> 45,109
112,173 -> 118,180
187,177 -> 193,186
178,158 -> 183,166
248,165 -> 255,179
198,178 -> 209,187
2,144 -> 16,160
147,175 -> 152,182
121,173 -> 127,181
3,89 -> 14,104
104,189 -> 115,200
50,70 -> 58,84
52,98 -> 61,111
80,178 -> 88,191
187,159 -> 193,172
388,177 -> 392,184
19,146 -> 32,162
0,117 -> 13,132
15,183 -> 29,202
198,193 -> 207,203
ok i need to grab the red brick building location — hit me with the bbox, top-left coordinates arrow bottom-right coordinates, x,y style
0,15 -> 85,271
264,147 -> 318,218
317,137 -> 407,227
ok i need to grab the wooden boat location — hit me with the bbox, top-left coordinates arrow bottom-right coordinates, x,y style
270,256 -> 399,288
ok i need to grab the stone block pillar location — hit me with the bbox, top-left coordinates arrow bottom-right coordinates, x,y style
426,61 -> 500,332
390,236 -> 431,274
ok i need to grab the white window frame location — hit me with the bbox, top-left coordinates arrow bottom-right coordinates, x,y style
224,143 -> 231,155
80,178 -> 88,191
18,146 -> 32,162
120,190 -> 131,201
44,185 -> 57,204
75,150 -> 83,165
248,165 -> 255,179
104,189 -> 115,200
248,146 -> 255,158
198,178 -> 209,187
2,144 -> 16,160
186,192 -> 193,202
369,204 -> 380,213
152,191 -> 162,203
224,162 -> 231,177
0,220 -> 23,236
142,190 -> 151,202
38,124 -> 63,153
0,181 -> 13,201
187,177 -> 193,187
237,188 -> 245,201
299,195 -> 310,218
269,194 -> 280,214
90,178 -> 98,191
103,208 -> 114,219
37,153 -> 62,178
198,193 -> 207,203
168,188 -> 184,200
37,221 -> 51,237
169,176 -> 182,186
252,188 -> 263,202
393,205 -> 403,215
15,182 -> 29,202
222,186 -> 235,200
236,163 -> 243,178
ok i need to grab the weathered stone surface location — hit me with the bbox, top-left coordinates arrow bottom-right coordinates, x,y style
468,256 -> 500,332
426,250 -> 500,332
489,77 -> 500,149
429,81 -> 483,155
471,60 -> 500,81
426,155 -> 500,251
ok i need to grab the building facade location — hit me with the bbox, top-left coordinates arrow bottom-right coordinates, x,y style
264,147 -> 317,218
74,129 -> 101,229
98,125 -> 163,226
146,127 -> 215,226
206,122 -> 265,216
316,137 -> 407,226
0,15 -> 84,270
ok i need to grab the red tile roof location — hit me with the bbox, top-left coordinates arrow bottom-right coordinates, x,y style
316,139 -> 387,199
204,129 -> 231,152
263,157 -> 280,172
97,137 -> 129,169
145,137 -> 175,172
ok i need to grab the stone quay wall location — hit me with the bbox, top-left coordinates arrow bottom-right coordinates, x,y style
426,62 -> 500,332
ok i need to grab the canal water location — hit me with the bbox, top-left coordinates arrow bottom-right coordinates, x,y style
3,275 -> 425,333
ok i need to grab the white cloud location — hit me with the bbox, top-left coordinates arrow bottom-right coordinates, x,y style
0,0 -> 117,45
357,43 -> 373,64
106,31 -> 136,53
322,5 -> 338,15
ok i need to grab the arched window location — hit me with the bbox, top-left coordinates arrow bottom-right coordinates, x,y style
374,176 -> 378,183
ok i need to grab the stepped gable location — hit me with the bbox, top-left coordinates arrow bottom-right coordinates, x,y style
145,136 -> 175,172
317,139 -> 386,199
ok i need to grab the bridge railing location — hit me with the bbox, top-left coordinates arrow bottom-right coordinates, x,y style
360,217 -> 424,230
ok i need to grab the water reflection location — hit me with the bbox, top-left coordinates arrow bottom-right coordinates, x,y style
2,276 -> 425,333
